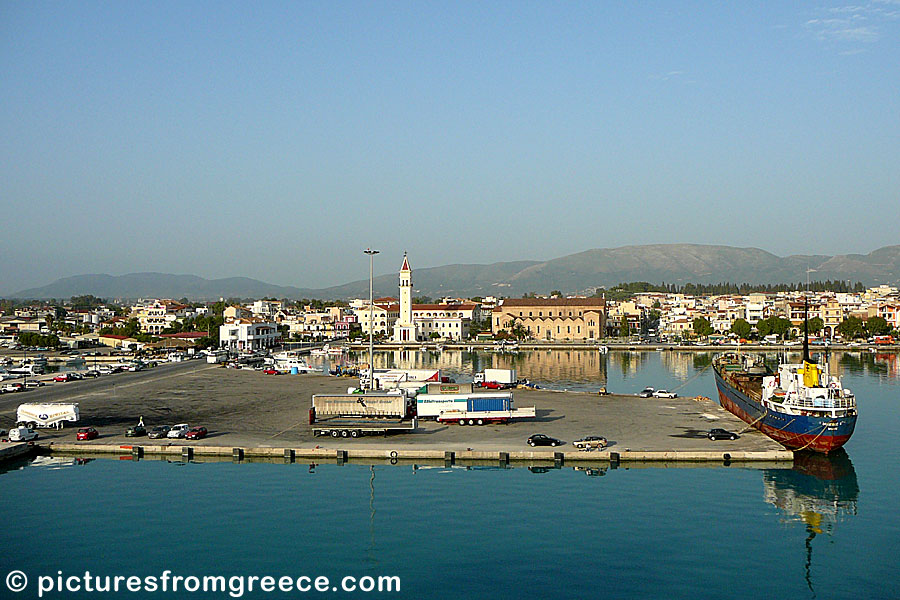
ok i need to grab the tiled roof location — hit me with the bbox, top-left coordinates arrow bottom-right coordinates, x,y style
500,298 -> 606,308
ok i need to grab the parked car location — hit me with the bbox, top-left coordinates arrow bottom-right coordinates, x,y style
478,381 -> 507,390
185,426 -> 208,440
53,374 -> 71,382
8,427 -> 38,442
2,383 -> 24,393
573,435 -> 608,449
76,427 -> 99,441
638,387 -> 655,397
167,423 -> 190,439
125,425 -> 146,437
148,425 -> 171,439
653,389 -> 678,398
262,368 -> 279,375
83,369 -> 101,378
527,434 -> 563,447
25,380 -> 45,388
708,428 -> 738,441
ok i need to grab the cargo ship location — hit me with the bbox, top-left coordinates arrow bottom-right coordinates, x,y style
712,302 -> 857,453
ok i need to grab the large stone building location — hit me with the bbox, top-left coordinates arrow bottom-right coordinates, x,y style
491,298 -> 606,341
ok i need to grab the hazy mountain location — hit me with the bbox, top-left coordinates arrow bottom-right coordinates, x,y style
10,273 -> 314,302
8,245 -> 900,301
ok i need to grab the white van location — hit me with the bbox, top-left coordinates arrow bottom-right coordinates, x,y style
9,427 -> 39,442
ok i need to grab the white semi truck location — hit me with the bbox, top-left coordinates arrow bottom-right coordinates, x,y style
17,403 -> 80,429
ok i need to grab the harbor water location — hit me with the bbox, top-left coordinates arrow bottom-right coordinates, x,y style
2,350 -> 898,599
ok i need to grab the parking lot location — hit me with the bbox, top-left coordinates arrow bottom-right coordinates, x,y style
1,359 -> 784,453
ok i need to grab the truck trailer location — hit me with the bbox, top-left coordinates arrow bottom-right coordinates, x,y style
436,406 -> 537,425
416,392 -> 518,419
310,394 -> 417,438
17,403 -> 80,429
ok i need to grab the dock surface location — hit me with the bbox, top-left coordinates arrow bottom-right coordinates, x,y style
0,360 -> 791,463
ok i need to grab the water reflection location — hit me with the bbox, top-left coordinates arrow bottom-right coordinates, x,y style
322,348 -> 899,390
762,451 -> 859,598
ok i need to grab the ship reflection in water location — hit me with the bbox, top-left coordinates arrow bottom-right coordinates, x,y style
763,450 -> 858,598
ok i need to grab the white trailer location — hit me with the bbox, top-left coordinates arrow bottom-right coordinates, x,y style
17,403 -> 80,429
436,406 -> 537,425
415,392 -> 513,419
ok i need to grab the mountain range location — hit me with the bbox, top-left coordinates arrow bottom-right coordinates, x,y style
9,244 -> 900,301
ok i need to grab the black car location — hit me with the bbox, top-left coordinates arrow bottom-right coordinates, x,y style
708,428 -> 738,441
147,425 -> 171,439
125,425 -> 147,437
638,387 -> 654,397
84,369 -> 101,378
527,434 -> 563,447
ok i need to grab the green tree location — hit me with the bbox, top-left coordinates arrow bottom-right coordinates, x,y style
836,316 -> 866,340
804,317 -> 824,335
692,316 -> 714,338
866,316 -> 892,336
731,318 -> 752,339
550,290 -> 563,298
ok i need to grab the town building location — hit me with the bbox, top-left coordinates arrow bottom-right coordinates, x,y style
491,297 -> 606,341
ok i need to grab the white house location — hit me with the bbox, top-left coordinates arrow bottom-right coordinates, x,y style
219,318 -> 280,351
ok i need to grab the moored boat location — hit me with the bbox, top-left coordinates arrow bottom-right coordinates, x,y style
712,300 -> 857,453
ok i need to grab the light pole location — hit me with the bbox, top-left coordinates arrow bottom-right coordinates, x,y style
364,248 -> 379,390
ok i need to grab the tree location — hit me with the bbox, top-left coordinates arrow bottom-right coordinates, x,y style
731,318 -> 752,339
692,317 -> 713,338
803,317 -> 824,335
550,290 -> 563,298
836,316 -> 866,340
866,316 -> 892,336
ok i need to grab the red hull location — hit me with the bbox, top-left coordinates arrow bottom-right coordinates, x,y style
717,390 -> 851,454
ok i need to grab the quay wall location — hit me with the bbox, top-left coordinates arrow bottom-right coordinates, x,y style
43,442 -> 793,464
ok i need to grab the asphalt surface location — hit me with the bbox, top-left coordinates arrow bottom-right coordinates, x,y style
0,359 -> 784,453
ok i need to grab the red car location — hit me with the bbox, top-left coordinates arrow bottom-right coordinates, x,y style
263,368 -> 279,375
479,381 -> 506,390
185,426 -> 208,440
76,427 -> 99,441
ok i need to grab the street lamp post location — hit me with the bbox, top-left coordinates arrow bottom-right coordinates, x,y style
363,248 -> 379,390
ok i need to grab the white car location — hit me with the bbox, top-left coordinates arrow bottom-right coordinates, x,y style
167,423 -> 190,439
9,427 -> 39,442
653,389 -> 678,398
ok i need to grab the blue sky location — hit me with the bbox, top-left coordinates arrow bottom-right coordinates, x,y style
2,2 -> 898,294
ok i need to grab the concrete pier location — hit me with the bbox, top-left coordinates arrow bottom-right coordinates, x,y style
1,360 -> 793,467
43,442 -> 793,464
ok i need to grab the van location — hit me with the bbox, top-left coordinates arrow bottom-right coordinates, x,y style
9,427 -> 38,442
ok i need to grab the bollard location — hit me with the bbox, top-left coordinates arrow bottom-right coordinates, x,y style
499,451 -> 509,466
444,450 -> 455,467
554,451 -> 564,468
609,451 -> 620,469
232,448 -> 244,462
181,446 -> 193,461
284,448 -> 295,463
337,450 -> 348,465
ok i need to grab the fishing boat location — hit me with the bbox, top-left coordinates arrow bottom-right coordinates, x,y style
712,300 -> 857,453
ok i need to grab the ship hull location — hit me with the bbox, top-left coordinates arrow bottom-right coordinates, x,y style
713,368 -> 855,454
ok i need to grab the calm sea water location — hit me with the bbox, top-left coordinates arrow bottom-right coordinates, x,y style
2,350 -> 898,599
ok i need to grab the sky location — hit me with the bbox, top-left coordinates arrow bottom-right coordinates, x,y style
2,2 -> 898,294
